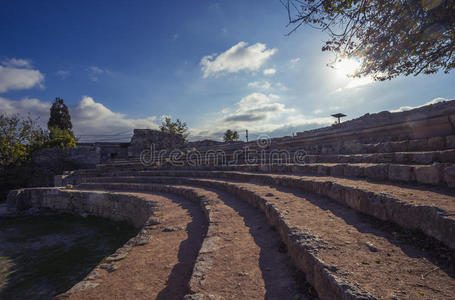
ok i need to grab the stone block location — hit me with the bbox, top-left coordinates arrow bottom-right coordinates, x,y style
376,153 -> 394,163
363,144 -> 375,153
443,166 -> 455,188
439,149 -> 455,163
376,142 -> 392,153
54,175 -> 65,187
344,165 -> 365,178
427,136 -> 445,150
415,164 -> 442,185
446,135 -> 455,148
411,152 -> 435,164
317,165 -> 330,176
321,146 -> 329,155
408,139 -> 427,151
330,164 -> 345,176
395,152 -> 414,164
388,165 -> 416,182
390,141 -> 408,152
343,140 -> 364,154
365,164 -> 389,180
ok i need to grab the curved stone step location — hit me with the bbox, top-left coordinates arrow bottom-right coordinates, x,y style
84,170 -> 455,250
61,190 -> 207,299
77,183 -> 310,299
78,180 -> 455,300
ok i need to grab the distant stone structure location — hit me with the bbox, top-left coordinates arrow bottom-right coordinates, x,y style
128,129 -> 186,157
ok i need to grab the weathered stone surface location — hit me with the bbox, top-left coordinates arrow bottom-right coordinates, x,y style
408,139 -> 427,151
415,164 -> 442,185
7,188 -> 156,228
446,135 -> 455,148
344,164 -> 365,178
444,166 -> 455,187
427,136 -> 445,150
390,141 -> 408,152
128,129 -> 185,157
330,164 -> 345,176
317,165 -> 330,176
365,164 -> 389,180
439,149 -> 455,162
388,165 -> 415,182
411,152 -> 434,164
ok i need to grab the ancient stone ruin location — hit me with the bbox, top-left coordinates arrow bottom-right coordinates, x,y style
5,99 -> 455,299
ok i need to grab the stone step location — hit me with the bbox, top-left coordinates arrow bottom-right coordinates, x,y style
82,172 -> 455,250
76,183 -> 308,299
60,161 -> 455,188
98,149 -> 455,166
62,190 -> 207,299
280,135 -> 455,155
78,181 -> 455,300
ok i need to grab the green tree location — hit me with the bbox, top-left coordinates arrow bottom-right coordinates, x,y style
223,129 -> 239,142
47,127 -> 77,149
48,98 -> 73,131
47,98 -> 76,148
283,0 -> 455,80
0,113 -> 46,168
0,113 -> 49,200
160,117 -> 189,141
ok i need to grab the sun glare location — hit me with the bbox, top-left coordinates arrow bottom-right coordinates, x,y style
334,58 -> 361,78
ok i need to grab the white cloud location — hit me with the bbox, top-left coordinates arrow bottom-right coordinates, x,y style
173,33 -> 179,40
200,42 -> 277,78
190,93 -> 296,139
248,80 -> 271,90
275,82 -> 288,91
0,97 -> 51,122
344,77 -> 374,89
290,58 -> 300,64
313,109 -> 323,114
389,97 -> 449,113
263,68 -> 276,75
1,58 -> 32,68
0,59 -> 44,93
56,70 -> 70,79
71,96 -> 159,139
88,66 -> 111,82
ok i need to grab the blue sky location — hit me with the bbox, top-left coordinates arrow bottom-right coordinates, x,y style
1,0 -> 454,142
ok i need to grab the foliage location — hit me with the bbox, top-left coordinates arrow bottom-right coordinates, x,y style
47,98 -> 76,149
283,0 -> 455,80
160,117 -> 189,141
48,98 -> 73,131
223,129 -> 239,142
0,113 -> 49,201
0,112 -> 77,201
47,127 -> 77,149
0,114 -> 46,168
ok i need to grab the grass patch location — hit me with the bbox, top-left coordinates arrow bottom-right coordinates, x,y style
0,214 -> 138,300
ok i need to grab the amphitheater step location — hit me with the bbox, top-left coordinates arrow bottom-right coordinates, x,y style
59,160 -> 455,188
78,181 -> 455,300
59,191 -> 207,299
77,183 -> 311,299
82,169 -> 455,250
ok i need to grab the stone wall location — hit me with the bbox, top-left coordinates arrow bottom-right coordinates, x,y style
128,129 -> 186,157
29,146 -> 101,187
7,188 -> 156,228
